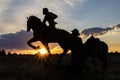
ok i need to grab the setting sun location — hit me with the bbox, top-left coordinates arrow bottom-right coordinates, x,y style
39,48 -> 47,55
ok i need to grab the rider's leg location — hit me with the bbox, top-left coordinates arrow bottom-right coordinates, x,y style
49,21 -> 57,28
57,49 -> 68,65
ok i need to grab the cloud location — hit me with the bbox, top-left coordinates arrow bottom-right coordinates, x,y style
0,30 -> 61,51
81,24 -> 120,37
64,0 -> 84,7
0,0 -> 86,34
113,24 -> 120,29
0,0 -> 13,14
0,30 -> 32,50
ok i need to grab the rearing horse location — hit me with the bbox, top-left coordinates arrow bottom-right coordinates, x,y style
26,15 -> 72,62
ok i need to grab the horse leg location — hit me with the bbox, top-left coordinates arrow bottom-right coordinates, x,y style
57,49 -> 68,65
41,43 -> 52,68
27,37 -> 39,49
97,54 -> 107,72
92,56 -> 98,72
44,43 -> 52,56
101,57 -> 107,73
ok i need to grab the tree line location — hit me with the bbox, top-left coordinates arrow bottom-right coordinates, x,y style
0,49 -> 18,56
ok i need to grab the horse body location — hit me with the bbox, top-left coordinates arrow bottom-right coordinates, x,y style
84,35 -> 108,72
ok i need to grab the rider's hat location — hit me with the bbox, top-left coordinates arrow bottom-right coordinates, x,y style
71,28 -> 80,36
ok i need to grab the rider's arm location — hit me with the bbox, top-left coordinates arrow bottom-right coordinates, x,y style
43,16 -> 47,24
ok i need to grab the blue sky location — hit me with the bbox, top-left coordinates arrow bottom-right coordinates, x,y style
0,0 -> 120,53
76,0 -> 120,28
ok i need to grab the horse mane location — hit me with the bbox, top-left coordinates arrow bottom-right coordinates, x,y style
27,15 -> 42,27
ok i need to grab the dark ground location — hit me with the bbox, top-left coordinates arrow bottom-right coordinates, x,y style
0,53 -> 120,80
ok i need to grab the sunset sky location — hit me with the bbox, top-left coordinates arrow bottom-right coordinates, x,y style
0,0 -> 120,54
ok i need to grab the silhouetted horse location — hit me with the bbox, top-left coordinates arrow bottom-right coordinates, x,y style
27,15 -> 73,60
84,35 -> 108,72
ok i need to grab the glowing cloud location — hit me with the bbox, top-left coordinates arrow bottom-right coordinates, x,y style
81,24 -> 120,38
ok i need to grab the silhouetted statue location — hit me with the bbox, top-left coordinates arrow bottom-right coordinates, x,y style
27,15 -> 73,58
43,8 -> 58,28
70,29 -> 84,80
84,35 -> 108,72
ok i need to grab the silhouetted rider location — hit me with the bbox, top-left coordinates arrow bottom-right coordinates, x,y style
71,29 -> 83,65
70,29 -> 83,79
43,8 -> 58,28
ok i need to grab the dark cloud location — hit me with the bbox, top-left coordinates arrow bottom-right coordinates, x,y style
113,24 -> 120,29
81,24 -> 120,37
0,30 -> 32,50
0,30 -> 62,51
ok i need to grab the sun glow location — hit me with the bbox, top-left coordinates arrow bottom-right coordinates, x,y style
39,48 -> 47,55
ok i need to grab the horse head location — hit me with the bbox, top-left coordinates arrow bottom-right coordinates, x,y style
85,34 -> 95,45
27,15 -> 42,32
